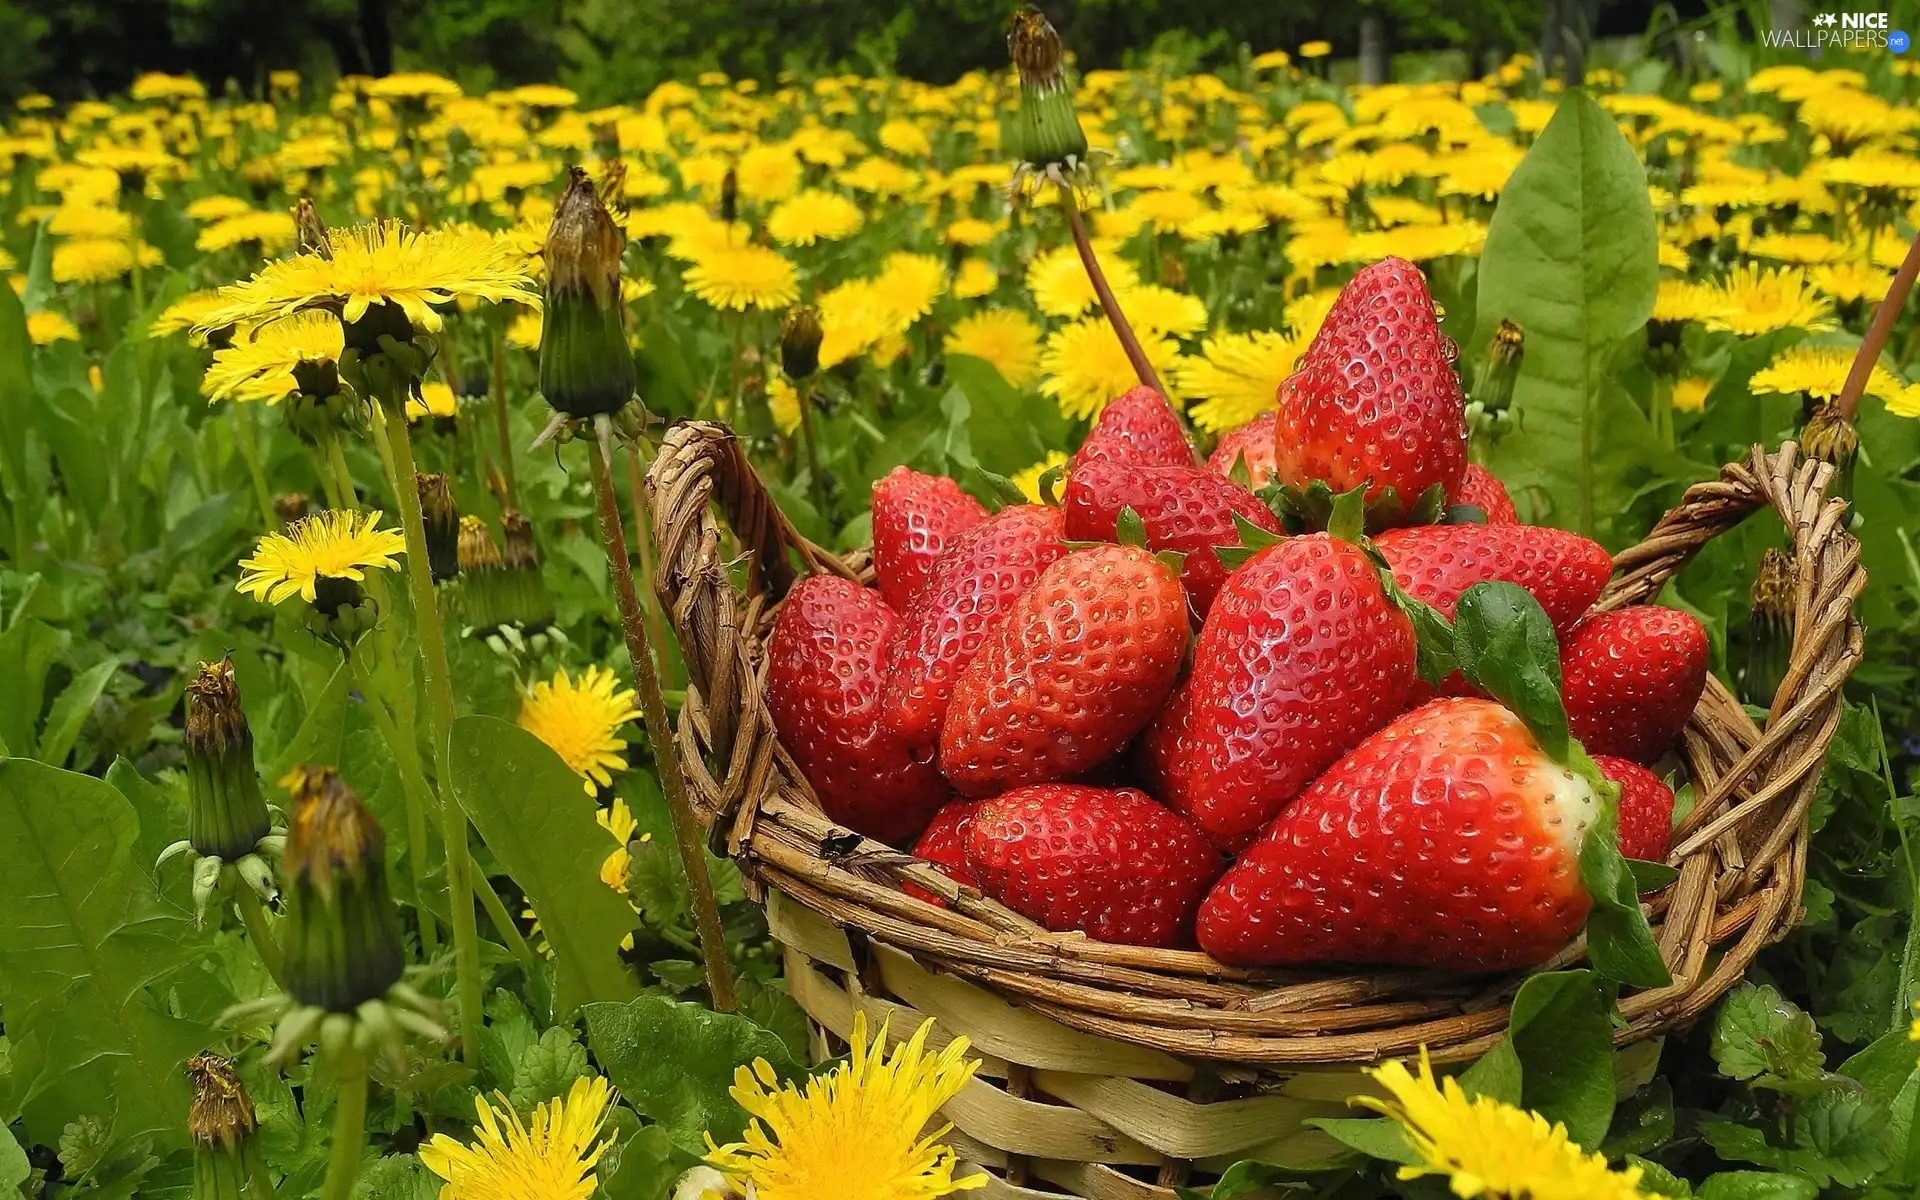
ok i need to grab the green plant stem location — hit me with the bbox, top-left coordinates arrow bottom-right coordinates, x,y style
233,884 -> 283,987
586,436 -> 737,1012
622,440 -> 672,686
491,333 -> 518,506
794,379 -> 828,517
371,401 -> 483,1061
319,1059 -> 368,1200
1839,225 -> 1920,421
348,643 -> 439,958
1058,179 -> 1164,395
248,1151 -> 278,1199
233,407 -> 278,530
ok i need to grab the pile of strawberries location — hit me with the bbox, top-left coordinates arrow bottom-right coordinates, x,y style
767,257 -> 1709,976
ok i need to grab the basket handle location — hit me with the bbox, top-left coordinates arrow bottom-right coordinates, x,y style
645,421 -> 859,828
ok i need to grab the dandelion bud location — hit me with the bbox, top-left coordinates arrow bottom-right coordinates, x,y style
539,166 -> 635,419
417,473 -> 460,583
1801,401 -> 1858,506
720,165 -> 739,225
1008,7 -> 1088,168
455,515 -> 518,634
1472,318 -> 1523,415
280,766 -> 406,1013
501,507 -> 542,571
188,1053 -> 270,1200
779,306 -> 823,381
1742,547 -> 1796,708
185,658 -> 272,862
294,198 -> 331,260
501,508 -> 556,633
457,513 -> 503,573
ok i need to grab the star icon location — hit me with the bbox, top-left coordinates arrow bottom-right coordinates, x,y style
1813,12 -> 1837,25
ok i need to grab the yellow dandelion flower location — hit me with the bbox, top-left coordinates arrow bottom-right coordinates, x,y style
1356,1050 -> 1649,1200
944,309 -> 1042,388
52,238 -> 152,285
735,143 -> 804,203
943,217 -> 996,247
766,190 -> 864,246
1746,232 -> 1846,265
682,244 -> 800,312
1671,377 -> 1713,413
1011,451 -> 1069,503
196,210 -> 298,254
1809,260 -> 1892,304
195,220 -> 540,338
1039,317 -> 1185,421
518,666 -> 643,794
1300,40 -> 1333,58
1026,242 -> 1141,319
873,253 -> 945,328
1705,265 -> 1836,336
409,380 -> 458,421
1890,383 -> 1920,419
421,1076 -> 615,1200
1112,285 -> 1208,337
597,796 -> 642,893
1284,288 -> 1341,340
202,311 -> 344,404
151,290 -> 229,339
879,118 -> 933,157
236,510 -> 406,606
185,195 -> 256,222
130,72 -> 206,102
1177,330 -> 1301,432
950,258 -> 997,300
364,72 -> 462,101
47,204 -> 133,239
511,84 -> 579,109
26,311 -> 79,346
706,1013 -> 984,1200
507,308 -> 543,349
1651,277 -> 1721,325
1748,343 -> 1898,403
768,374 -> 802,435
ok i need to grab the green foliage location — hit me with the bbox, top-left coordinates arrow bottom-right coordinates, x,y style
508,1026 -> 592,1109
0,759 -> 215,1152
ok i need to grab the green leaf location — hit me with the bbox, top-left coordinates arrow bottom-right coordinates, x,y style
449,715 -> 640,1018
1116,506 -> 1147,548
1452,582 -> 1568,758
38,657 -> 118,767
0,758 -> 214,1152
1702,1084 -> 1889,1186
478,989 -> 541,1095
1695,1172 -> 1816,1200
1711,983 -> 1825,1084
1630,1156 -> 1692,1198
1374,563 -> 1458,686
508,1027 -> 592,1110
1327,484 -> 1367,544
1475,88 -> 1659,538
1580,804 -> 1672,989
1506,970 -> 1617,1149
1302,1116 -> 1420,1167
104,758 -> 187,881
1456,1039 -> 1522,1106
967,464 -> 1029,510
946,353 -> 1064,475
1627,859 -> 1680,892
0,269 -> 37,550
0,618 -> 61,757
0,1123 -> 28,1193
1177,1159 -> 1300,1199
583,995 -> 801,1150
1211,511 -> 1285,571
599,1123 -> 696,1200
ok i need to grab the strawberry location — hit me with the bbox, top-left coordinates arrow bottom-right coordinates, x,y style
1561,607 -> 1708,764
939,544 -> 1188,795
1069,385 -> 1196,472
1272,256 -> 1468,523
1196,698 -> 1600,972
1206,411 -> 1279,488
871,466 -> 988,611
881,505 -> 1067,752
964,783 -> 1223,948
766,577 -> 949,847
1593,755 -> 1675,864
1136,674 -> 1199,802
1453,464 -> 1519,524
905,799 -> 981,905
1158,533 -> 1416,849
1062,461 -> 1282,616
1373,523 -> 1612,634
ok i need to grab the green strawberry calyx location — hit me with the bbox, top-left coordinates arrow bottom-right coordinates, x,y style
1063,505 -> 1188,575
1273,477 -> 1447,533
1453,581 -> 1673,990
967,464 -> 1032,511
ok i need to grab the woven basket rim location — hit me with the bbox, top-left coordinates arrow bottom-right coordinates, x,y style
644,424 -> 1865,1066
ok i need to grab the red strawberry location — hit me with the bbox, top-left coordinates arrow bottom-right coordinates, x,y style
1062,461 -> 1282,616
766,577 -> 950,847
1136,674 -> 1199,802
1069,385 -> 1196,472
1593,755 -> 1675,864
1562,607 -> 1708,764
1373,524 -> 1612,634
1273,257 -> 1468,523
1206,411 -> 1279,488
882,505 -> 1067,752
905,800 -> 981,905
871,467 -> 988,611
1159,534 -> 1416,849
940,545 -> 1188,795
1197,698 -> 1600,971
965,783 -> 1223,948
1453,464 -> 1519,524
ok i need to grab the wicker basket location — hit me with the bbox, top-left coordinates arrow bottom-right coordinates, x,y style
645,422 -> 1865,1199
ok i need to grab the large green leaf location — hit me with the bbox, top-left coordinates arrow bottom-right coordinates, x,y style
0,758 -> 215,1152
39,657 -> 119,767
1505,970 -> 1617,1149
1476,88 -> 1660,540
946,353 -> 1065,476
0,618 -> 61,756
449,715 -> 640,1016
583,995 -> 800,1151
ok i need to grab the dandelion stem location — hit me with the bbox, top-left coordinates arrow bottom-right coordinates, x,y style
1058,180 -> 1164,395
348,643 -> 438,957
318,1058 -> 368,1200
795,379 -> 828,516
324,434 -> 358,509
586,432 -> 737,1012
491,331 -> 518,506
624,440 -> 671,672
233,407 -> 278,530
372,401 -> 484,1062
472,869 -> 539,970
233,884 -> 283,987
1839,226 -> 1920,421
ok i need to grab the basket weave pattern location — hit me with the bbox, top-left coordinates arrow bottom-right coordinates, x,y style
646,422 -> 1864,1198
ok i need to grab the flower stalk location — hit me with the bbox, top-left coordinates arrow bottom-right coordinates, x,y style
1838,225 -> 1920,421
1058,189 -> 1163,395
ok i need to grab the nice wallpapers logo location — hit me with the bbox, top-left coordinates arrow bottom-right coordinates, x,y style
1761,11 -> 1910,51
